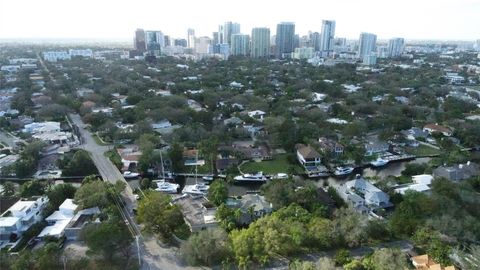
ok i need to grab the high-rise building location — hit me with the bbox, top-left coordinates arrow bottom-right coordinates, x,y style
145,31 -> 164,56
310,32 -> 321,51
387,38 -> 405,57
213,32 -> 220,45
223,22 -> 241,45
358,32 -> 377,59
187,28 -> 195,49
319,20 -> 336,54
174,39 -> 187,47
275,22 -> 295,58
251,27 -> 270,58
195,36 -> 211,54
231,34 -> 250,56
164,35 -> 171,47
134,29 -> 146,52
218,25 -> 225,44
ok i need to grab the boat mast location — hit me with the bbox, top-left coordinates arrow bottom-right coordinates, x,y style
159,149 -> 165,180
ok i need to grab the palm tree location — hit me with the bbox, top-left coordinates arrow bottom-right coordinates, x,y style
1,182 -> 15,196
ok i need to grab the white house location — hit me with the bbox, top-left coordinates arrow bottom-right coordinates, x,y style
0,197 -> 49,242
295,144 -> 321,167
23,122 -> 61,134
394,174 -> 433,195
229,81 -> 244,89
38,199 -> 78,239
336,175 -> 390,213
151,120 -> 172,130
247,110 -> 266,121
344,175 -> 390,207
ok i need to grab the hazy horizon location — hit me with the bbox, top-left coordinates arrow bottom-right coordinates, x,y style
1,0 -> 479,41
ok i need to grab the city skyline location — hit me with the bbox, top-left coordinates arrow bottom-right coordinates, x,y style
0,0 -> 479,41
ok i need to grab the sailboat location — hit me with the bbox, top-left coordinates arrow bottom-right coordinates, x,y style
153,150 -> 179,194
183,150 -> 209,195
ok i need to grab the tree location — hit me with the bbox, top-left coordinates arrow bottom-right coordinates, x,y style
334,249 -> 352,266
169,142 -> 184,173
207,180 -> 228,206
83,214 -> 133,263
364,248 -> 408,270
136,191 -> 185,241
1,181 -> 15,196
20,180 -> 45,197
180,228 -> 231,266
199,137 -> 219,174
332,208 -> 369,247
289,260 -> 316,270
46,183 -> 76,209
316,257 -> 336,270
344,259 -> 365,270
61,150 -> 98,176
74,180 -> 110,209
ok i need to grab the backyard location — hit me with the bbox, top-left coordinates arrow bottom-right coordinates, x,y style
239,154 -> 303,174
405,144 -> 441,157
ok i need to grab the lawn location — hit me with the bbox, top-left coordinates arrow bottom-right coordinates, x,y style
405,144 -> 441,157
93,133 -> 111,146
239,154 -> 303,174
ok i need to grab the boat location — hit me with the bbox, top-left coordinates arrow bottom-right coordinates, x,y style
123,171 -> 140,179
202,175 -> 214,182
153,180 -> 179,194
370,158 -> 389,167
183,183 -> 209,195
234,172 -> 268,182
272,173 -> 289,180
334,166 -> 354,176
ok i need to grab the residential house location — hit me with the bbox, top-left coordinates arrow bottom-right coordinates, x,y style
318,137 -> 344,156
38,199 -> 78,238
76,88 -> 94,98
247,110 -> 266,121
64,207 -> 101,240
295,144 -> 328,177
336,175 -> 391,213
151,120 -> 172,130
215,151 -> 239,173
402,127 -> 429,140
394,174 -> 433,195
433,161 -> 479,182
364,140 -> 390,156
411,254 -> 456,270
172,194 -> 217,232
0,197 -> 48,244
116,145 -> 142,171
223,116 -> 243,126
237,194 -> 272,225
296,144 -> 321,167
183,148 -> 205,166
423,124 -> 453,137
230,143 -> 272,161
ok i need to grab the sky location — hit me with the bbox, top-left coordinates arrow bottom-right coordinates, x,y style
0,0 -> 479,41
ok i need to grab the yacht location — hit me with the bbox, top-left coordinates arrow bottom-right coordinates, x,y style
153,180 -> 179,194
234,172 -> 268,182
202,175 -> 214,182
370,158 -> 389,167
334,166 -> 354,176
183,183 -> 209,195
272,173 -> 289,180
123,171 -> 140,179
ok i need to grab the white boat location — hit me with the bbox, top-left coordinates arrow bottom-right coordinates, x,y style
183,183 -> 209,195
123,171 -> 140,179
334,166 -> 354,176
370,158 -> 389,167
202,175 -> 214,182
234,172 -> 267,182
272,173 -> 289,180
153,180 -> 179,194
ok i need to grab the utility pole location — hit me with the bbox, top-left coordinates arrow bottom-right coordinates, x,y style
136,235 -> 141,267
